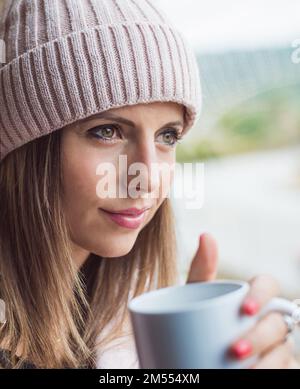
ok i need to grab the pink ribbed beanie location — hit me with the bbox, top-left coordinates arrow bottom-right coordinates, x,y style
0,0 -> 202,161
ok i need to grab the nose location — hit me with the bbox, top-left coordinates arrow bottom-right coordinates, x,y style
125,137 -> 161,198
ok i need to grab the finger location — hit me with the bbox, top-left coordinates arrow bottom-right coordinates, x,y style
186,233 -> 218,283
241,274 -> 281,316
230,312 -> 288,360
251,337 -> 295,369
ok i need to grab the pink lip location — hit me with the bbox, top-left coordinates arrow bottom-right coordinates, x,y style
105,207 -> 150,216
99,208 -> 150,229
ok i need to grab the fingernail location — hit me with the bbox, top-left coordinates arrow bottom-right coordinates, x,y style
230,340 -> 253,359
242,298 -> 259,316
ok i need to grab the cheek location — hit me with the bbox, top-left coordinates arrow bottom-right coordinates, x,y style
61,128 -> 118,211
159,156 -> 176,198
63,156 -> 99,210
61,133 -> 104,236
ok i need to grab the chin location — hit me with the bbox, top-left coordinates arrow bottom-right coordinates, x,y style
93,240 -> 136,258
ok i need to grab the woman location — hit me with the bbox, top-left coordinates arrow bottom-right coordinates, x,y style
0,0 -> 298,369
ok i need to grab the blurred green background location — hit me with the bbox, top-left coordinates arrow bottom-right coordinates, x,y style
177,84 -> 300,162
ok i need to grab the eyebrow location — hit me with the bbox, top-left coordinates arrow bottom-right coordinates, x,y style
79,112 -> 184,129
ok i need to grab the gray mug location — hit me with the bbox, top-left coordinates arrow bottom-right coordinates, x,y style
128,280 -> 300,369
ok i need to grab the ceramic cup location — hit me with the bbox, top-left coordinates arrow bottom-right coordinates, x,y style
128,280 -> 300,368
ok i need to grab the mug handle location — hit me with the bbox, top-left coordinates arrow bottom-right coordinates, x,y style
257,297 -> 300,323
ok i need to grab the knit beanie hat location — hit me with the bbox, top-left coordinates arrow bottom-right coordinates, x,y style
0,0 -> 202,161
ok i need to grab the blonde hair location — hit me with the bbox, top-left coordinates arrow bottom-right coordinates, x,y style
0,128 -> 179,368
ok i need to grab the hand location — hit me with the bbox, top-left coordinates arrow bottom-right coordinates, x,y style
229,275 -> 300,369
186,233 -> 300,369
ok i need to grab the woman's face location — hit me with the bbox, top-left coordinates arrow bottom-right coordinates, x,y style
61,102 -> 185,267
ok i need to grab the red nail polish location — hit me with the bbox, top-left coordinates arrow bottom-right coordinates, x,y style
242,298 -> 259,316
230,340 -> 253,359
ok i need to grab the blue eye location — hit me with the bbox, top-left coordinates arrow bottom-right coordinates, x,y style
87,124 -> 121,143
158,129 -> 183,147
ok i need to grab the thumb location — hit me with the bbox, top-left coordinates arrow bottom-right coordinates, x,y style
186,233 -> 219,283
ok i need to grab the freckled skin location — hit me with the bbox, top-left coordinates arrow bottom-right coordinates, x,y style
61,102 -> 185,267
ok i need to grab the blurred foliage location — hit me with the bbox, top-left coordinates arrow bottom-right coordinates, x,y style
177,84 -> 300,162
